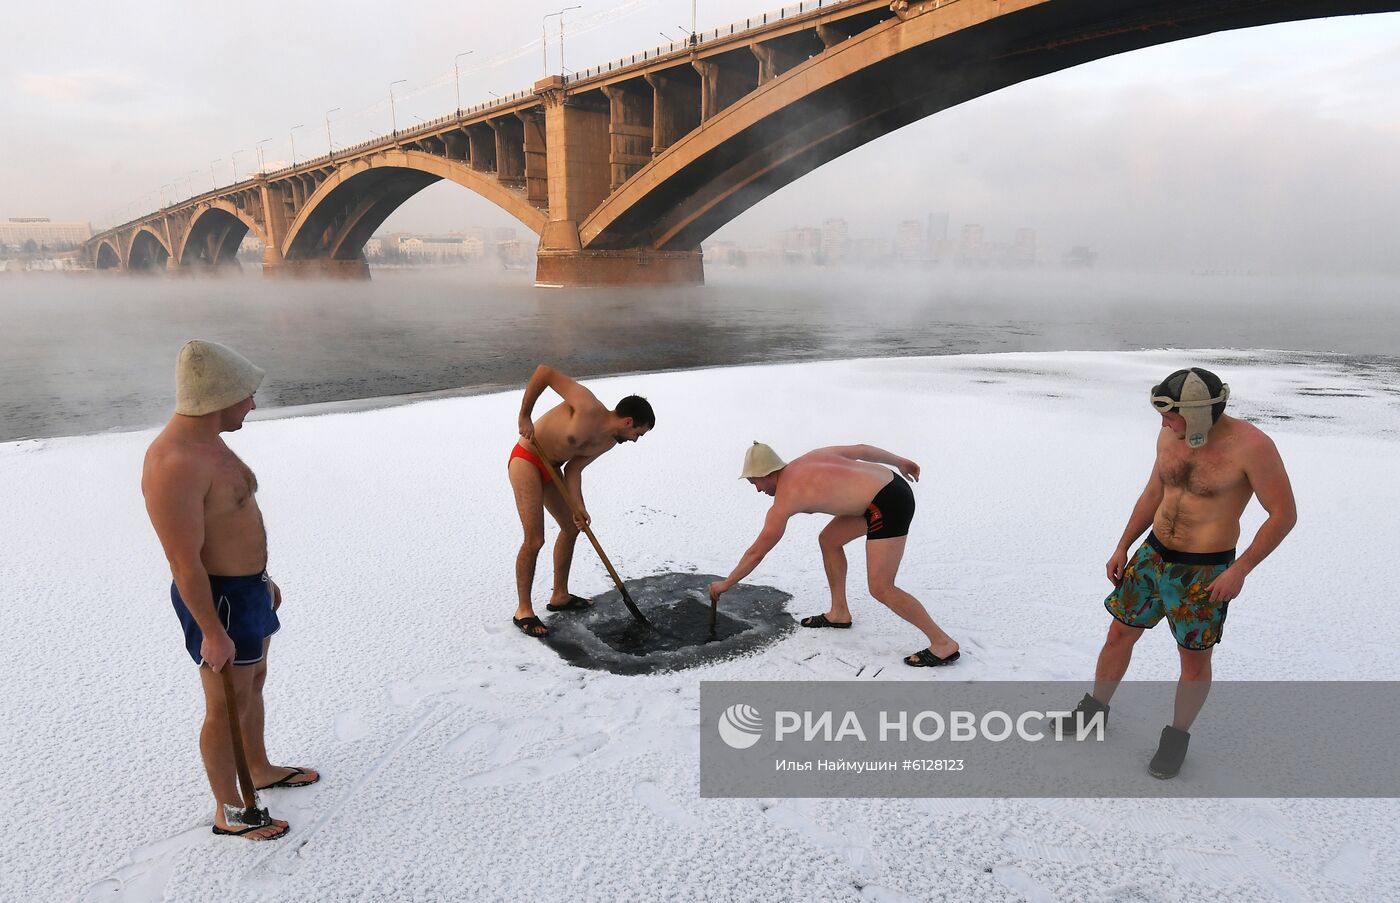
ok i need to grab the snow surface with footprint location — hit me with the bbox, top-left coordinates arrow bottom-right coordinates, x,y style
3,350 -> 1397,902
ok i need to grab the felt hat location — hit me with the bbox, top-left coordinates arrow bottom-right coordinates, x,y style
175,340 -> 264,416
739,441 -> 787,479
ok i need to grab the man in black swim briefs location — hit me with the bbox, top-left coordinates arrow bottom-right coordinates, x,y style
709,442 -> 960,667
142,341 -> 319,842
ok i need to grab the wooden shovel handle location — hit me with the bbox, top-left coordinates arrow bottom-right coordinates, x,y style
220,666 -> 260,812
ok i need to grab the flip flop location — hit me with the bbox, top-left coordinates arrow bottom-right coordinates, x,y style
800,613 -> 852,629
904,648 -> 960,667
212,822 -> 289,840
256,767 -> 320,791
546,594 -> 595,612
513,615 -> 549,638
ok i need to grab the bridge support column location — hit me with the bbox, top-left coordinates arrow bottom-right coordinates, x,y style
257,181 -> 289,274
267,258 -> 371,279
535,247 -> 703,287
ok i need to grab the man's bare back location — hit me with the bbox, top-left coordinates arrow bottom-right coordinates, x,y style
770,451 -> 903,516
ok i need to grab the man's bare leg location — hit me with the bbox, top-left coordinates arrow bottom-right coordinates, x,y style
816,515 -> 866,624
198,664 -> 288,839
1091,619 -> 1144,705
541,484 -> 582,607
865,536 -> 958,657
509,459 -> 548,627
242,641 -> 318,789
1172,646 -> 1213,731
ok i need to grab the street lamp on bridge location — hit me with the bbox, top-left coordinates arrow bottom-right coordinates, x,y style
454,50 -> 474,117
325,108 -> 341,157
255,138 -> 272,175
389,79 -> 407,136
231,150 -> 245,183
543,6 -> 582,78
290,124 -> 305,166
210,159 -> 222,190
187,170 -> 199,199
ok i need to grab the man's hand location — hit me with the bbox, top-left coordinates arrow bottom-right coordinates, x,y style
1206,562 -> 1251,603
899,458 -> 921,482
270,580 -> 282,611
1105,548 -> 1129,586
518,413 -> 535,441
201,630 -> 237,672
708,580 -> 731,603
573,508 -> 592,530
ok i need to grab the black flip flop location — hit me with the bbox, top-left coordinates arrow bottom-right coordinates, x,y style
904,648 -> 960,667
546,594 -> 595,612
513,615 -> 549,637
800,614 -> 852,629
213,822 -> 289,840
256,767 -> 320,791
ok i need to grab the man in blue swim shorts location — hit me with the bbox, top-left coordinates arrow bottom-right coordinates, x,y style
142,341 -> 319,841
1061,368 -> 1296,779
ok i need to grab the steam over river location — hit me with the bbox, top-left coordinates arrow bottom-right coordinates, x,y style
2,266 -> 1398,441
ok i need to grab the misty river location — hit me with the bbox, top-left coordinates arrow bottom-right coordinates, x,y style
2,265 -> 1398,442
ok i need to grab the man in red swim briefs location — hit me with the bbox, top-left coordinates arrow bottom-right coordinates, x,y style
509,364 -> 655,638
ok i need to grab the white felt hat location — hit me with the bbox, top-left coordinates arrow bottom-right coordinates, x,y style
739,441 -> 787,479
175,340 -> 264,416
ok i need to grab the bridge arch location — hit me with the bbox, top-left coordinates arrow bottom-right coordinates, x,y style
281,149 -> 547,262
177,200 -> 267,267
94,239 -> 121,270
127,227 -> 172,272
582,0 -> 1400,251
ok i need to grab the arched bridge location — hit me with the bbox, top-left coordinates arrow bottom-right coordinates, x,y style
83,0 -> 1400,286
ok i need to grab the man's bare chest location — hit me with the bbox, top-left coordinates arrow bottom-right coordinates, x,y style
1158,449 -> 1245,498
207,452 -> 259,514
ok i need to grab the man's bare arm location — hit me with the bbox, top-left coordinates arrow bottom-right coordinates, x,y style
518,364 -> 604,438
720,505 -> 790,588
561,453 -> 597,527
1235,436 -> 1296,571
1107,454 -> 1165,584
819,444 -> 920,481
143,451 -> 233,668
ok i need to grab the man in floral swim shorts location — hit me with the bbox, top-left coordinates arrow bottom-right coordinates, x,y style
1060,368 -> 1296,779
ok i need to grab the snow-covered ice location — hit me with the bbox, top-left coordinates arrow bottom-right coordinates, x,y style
3,350 -> 1398,901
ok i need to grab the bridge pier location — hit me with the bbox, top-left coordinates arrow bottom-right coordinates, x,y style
535,247 -> 703,287
267,258 -> 371,280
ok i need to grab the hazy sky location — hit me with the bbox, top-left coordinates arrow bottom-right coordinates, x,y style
3,0 -> 1398,271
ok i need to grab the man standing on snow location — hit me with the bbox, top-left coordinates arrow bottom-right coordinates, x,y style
1061,368 -> 1296,778
143,340 -> 318,841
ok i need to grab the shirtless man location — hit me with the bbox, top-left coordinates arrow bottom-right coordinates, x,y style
510,364 -> 654,638
1063,368 -> 1296,778
708,442 -> 960,666
142,341 -> 318,841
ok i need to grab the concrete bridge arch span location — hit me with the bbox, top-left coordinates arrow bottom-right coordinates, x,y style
176,200 -> 268,268
579,0 -> 1400,255
126,227 -> 173,272
94,239 -> 122,270
279,149 -> 547,273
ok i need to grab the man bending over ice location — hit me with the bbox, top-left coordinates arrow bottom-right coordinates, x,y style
709,442 -> 960,667
510,364 -> 655,638
142,341 -> 318,841
1061,367 -> 1296,779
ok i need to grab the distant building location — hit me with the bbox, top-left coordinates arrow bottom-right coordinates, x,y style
958,224 -> 985,265
1064,245 -> 1098,268
895,219 -> 925,260
0,217 -> 92,251
364,238 -> 384,259
1012,228 -> 1037,266
820,218 -> 848,263
926,211 -> 949,244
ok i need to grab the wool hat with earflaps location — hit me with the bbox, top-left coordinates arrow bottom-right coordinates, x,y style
175,340 -> 264,416
1150,368 -> 1229,449
739,441 -> 787,479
